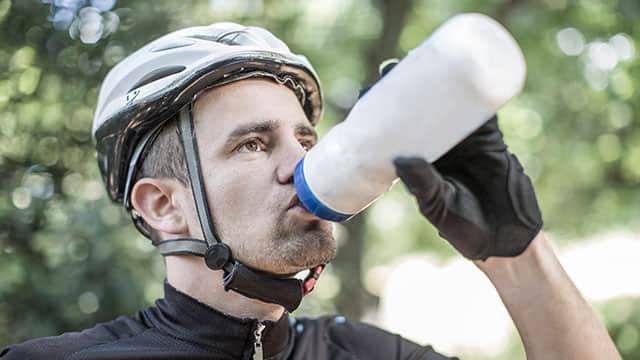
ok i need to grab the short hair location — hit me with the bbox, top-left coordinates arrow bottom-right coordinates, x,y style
134,117 -> 189,241
137,118 -> 188,185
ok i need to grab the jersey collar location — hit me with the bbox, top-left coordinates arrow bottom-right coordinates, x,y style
141,282 -> 292,359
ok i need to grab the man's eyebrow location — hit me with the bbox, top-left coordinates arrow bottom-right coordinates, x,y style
295,124 -> 317,140
225,119 -> 280,146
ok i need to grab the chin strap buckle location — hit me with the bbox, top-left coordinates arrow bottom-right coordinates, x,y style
204,243 -> 232,271
302,264 -> 325,295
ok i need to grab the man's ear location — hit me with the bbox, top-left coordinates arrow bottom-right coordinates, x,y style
130,178 -> 189,236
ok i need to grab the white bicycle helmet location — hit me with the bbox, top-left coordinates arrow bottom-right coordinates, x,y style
93,22 -> 322,206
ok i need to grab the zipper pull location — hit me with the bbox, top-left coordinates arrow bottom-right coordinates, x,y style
253,321 -> 266,360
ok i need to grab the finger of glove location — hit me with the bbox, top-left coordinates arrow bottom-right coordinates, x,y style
378,60 -> 398,77
505,153 -> 543,242
358,60 -> 399,99
395,157 -> 492,259
393,157 -> 452,224
435,116 -> 506,167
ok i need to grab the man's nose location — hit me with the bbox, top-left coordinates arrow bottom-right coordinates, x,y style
276,140 -> 306,184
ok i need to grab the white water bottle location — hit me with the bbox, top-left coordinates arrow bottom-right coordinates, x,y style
294,13 -> 527,221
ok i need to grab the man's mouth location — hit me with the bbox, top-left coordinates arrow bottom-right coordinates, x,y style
287,194 -> 302,210
286,194 -> 322,220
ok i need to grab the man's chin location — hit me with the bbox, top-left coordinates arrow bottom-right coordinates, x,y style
257,213 -> 337,274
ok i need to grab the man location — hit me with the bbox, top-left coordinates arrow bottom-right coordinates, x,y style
1,22 -> 620,359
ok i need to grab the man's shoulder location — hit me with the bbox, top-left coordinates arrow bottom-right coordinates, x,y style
293,315 -> 456,360
295,314 -> 408,351
0,314 -> 150,360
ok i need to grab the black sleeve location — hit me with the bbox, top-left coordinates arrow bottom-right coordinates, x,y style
0,332 -> 101,360
0,347 -> 15,359
0,314 -> 149,360
0,342 -> 60,360
325,317 -> 458,360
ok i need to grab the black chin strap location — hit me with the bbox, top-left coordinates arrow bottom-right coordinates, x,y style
153,104 -> 323,313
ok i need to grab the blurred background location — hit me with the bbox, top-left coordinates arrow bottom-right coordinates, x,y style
0,0 -> 639,358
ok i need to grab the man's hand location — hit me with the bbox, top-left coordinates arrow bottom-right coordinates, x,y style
393,116 -> 543,260
394,117 -> 621,359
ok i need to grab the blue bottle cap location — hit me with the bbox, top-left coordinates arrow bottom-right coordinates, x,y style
294,157 -> 353,222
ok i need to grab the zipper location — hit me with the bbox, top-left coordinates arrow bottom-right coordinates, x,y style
252,321 -> 266,360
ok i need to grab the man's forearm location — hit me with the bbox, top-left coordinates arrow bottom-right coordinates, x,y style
475,233 -> 620,360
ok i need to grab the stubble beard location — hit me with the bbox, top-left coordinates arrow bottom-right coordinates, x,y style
267,212 -> 337,274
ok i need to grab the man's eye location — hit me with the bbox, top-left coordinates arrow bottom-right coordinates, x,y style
237,139 -> 267,153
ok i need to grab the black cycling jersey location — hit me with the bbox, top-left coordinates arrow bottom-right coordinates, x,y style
0,282 -> 455,359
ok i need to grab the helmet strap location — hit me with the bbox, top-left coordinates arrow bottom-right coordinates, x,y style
177,105 -> 221,250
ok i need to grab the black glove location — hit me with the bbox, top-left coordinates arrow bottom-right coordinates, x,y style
393,116 -> 543,260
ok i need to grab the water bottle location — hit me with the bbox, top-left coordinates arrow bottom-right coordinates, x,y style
294,13 -> 527,221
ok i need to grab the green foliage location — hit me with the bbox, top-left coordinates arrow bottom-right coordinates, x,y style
0,0 -> 638,357
0,0 -> 175,345
602,298 -> 640,359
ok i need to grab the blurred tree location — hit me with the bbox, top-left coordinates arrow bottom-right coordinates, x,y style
0,0 -> 177,344
0,0 -> 638,358
603,298 -> 640,359
332,0 -> 415,320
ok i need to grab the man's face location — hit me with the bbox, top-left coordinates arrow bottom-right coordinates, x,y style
188,79 -> 336,275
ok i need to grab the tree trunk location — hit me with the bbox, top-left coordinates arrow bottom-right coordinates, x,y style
333,0 -> 414,320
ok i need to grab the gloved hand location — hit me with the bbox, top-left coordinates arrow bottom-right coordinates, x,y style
393,116 -> 543,260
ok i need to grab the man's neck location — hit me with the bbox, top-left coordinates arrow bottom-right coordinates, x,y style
165,255 -> 285,321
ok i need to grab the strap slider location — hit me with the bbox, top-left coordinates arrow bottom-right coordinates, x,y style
302,265 -> 325,295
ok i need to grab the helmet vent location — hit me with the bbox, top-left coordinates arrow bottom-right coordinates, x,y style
189,29 -> 257,46
150,39 -> 195,52
129,65 -> 186,92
